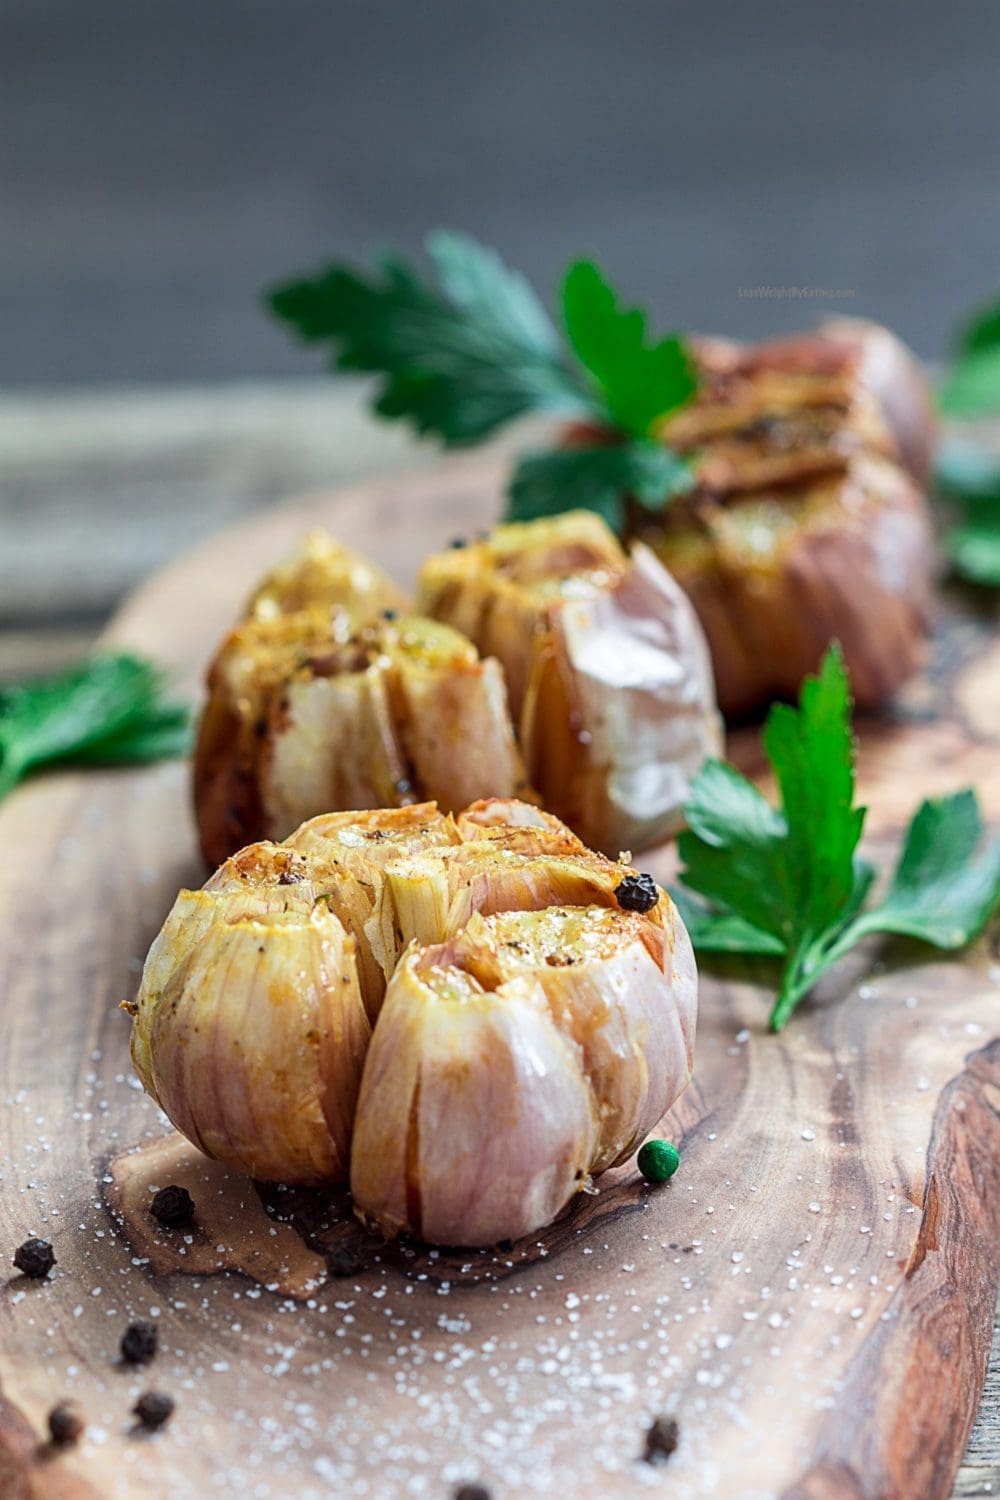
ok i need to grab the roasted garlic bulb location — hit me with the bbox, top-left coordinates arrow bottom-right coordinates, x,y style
631,323 -> 936,717
128,800 -> 697,1245
418,511 -> 723,856
194,602 -> 529,867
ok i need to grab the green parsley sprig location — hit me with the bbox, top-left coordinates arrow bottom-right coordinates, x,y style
934,295 -> 1000,586
0,654 -> 192,802
672,646 -> 1000,1031
939,296 -> 1000,418
935,444 -> 1000,587
267,231 -> 697,533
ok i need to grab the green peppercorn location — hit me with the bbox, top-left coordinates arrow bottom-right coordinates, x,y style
637,1139 -> 680,1183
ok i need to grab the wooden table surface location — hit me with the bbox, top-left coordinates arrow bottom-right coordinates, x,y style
1,379 -> 997,1498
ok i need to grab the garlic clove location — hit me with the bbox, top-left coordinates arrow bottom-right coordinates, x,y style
132,889 -> 370,1185
203,833 -> 389,1019
261,664 -> 412,839
247,528 -> 407,620
350,951 -> 596,1245
193,606 -> 401,866
284,801 -> 459,874
520,540 -> 723,854
418,512 -> 721,854
376,615 -> 531,815
448,903 -> 694,1171
284,803 -> 462,1002
418,510 -> 625,726
455,797 -> 588,855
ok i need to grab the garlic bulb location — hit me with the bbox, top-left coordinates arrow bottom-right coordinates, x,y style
194,602 -> 529,866
636,324 -> 936,717
418,511 -> 723,856
349,954 -> 597,1246
129,799 -> 698,1244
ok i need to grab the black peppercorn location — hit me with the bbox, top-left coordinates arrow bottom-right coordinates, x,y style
150,1185 -> 195,1229
47,1401 -> 84,1446
643,1413 -> 679,1464
448,536 -> 469,550
453,1485 -> 492,1500
120,1320 -> 158,1366
615,872 -> 659,914
382,608 -> 399,621
325,1241 -> 365,1278
132,1391 -> 174,1431
13,1237 -> 55,1279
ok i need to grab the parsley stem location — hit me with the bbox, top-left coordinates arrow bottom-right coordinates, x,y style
768,922 -> 867,1031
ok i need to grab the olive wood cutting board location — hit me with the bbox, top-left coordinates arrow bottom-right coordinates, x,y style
1,455 -> 998,1500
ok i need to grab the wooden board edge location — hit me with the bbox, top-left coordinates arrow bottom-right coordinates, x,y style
783,1038 -> 1000,1500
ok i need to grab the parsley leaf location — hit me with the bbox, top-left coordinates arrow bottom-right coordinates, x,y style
851,791 -> 1000,948
760,649 -> 865,938
935,444 -> 1000,587
669,887 -> 785,957
0,654 -> 191,801
507,440 -> 693,531
939,295 -> 1000,416
674,646 -> 1000,1030
678,759 -> 794,946
268,232 -> 699,527
267,231 -> 592,445
956,297 -> 1000,358
560,260 -> 697,438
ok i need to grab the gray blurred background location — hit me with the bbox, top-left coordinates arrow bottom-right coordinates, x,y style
2,0 -> 999,386
4,0 -> 1000,683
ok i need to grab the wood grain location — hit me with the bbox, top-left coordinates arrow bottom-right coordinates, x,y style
0,458 -> 998,1500
783,1042 -> 1000,1500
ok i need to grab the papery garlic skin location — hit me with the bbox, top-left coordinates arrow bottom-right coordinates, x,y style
350,953 -> 597,1246
521,540 -> 724,856
130,869 -> 370,1186
418,512 -> 722,855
